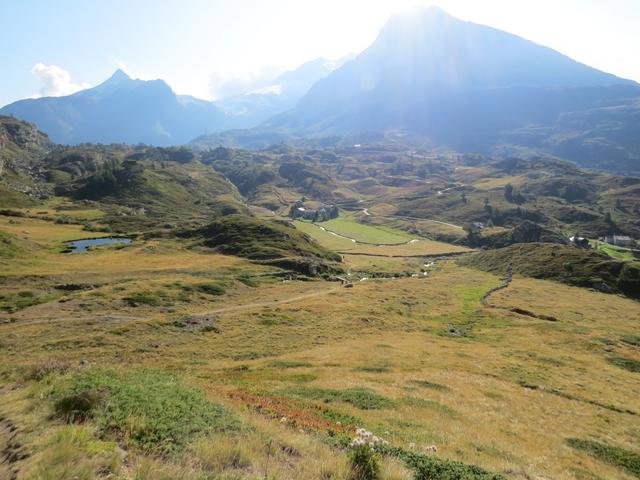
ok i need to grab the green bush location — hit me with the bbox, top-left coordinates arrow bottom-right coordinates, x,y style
621,335 -> 640,347
607,356 -> 640,373
54,369 -> 240,453
566,438 -> 640,477
348,444 -> 381,480
196,283 -> 226,296
283,386 -> 395,410
319,409 -> 361,426
618,262 -> 640,298
268,360 -> 313,369
123,291 -> 163,306
237,273 -> 259,287
55,390 -> 104,423
384,447 -> 504,480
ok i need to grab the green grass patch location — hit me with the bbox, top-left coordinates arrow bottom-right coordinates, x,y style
621,335 -> 640,347
384,446 -> 505,480
591,241 -> 637,262
196,283 -> 226,296
566,438 -> 640,477
268,360 -> 313,369
322,215 -> 413,244
237,273 -> 259,287
0,290 -> 51,313
123,291 -> 167,306
53,369 -> 240,453
607,356 -> 640,373
319,408 -> 362,426
282,386 -> 395,410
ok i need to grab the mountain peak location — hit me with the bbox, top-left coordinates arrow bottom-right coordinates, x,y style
103,68 -> 132,85
390,5 -> 454,21
417,5 -> 451,17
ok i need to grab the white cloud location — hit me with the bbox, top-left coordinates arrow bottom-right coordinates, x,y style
208,65 -> 284,100
30,63 -> 91,97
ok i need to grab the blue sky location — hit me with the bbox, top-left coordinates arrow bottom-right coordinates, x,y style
1,0 -> 639,107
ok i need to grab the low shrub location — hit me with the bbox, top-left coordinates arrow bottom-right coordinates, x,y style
283,386 -> 395,410
566,438 -> 640,477
53,369 -> 240,453
607,356 -> 640,373
196,283 -> 226,296
319,409 -> 361,426
269,360 -> 313,369
385,447 -> 505,480
123,291 -> 164,306
348,444 -> 381,480
403,452 -> 504,480
237,273 -> 259,287
621,335 -> 640,347
55,389 -> 105,423
26,359 -> 71,380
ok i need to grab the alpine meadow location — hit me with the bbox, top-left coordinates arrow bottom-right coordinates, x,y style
1,2 -> 639,480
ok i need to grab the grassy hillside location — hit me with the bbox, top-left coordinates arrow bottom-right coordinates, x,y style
179,214 -> 343,275
45,146 -> 247,230
459,243 -> 640,298
2,119 -> 640,479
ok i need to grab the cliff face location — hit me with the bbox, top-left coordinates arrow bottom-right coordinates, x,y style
0,116 -> 52,203
0,115 -> 52,159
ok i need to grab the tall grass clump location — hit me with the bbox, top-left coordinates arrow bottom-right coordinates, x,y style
347,428 -> 387,480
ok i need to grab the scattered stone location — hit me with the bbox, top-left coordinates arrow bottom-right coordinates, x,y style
174,315 -> 220,333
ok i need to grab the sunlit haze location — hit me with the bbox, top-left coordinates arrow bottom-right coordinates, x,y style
1,0 -> 639,106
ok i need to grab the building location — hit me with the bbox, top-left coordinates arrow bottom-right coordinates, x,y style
289,201 -> 339,222
569,236 -> 590,248
601,234 -> 635,247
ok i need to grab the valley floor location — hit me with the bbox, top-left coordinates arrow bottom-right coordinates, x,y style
1,212 -> 639,480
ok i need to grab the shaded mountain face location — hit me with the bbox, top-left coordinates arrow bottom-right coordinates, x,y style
0,70 -> 228,146
257,6 -> 640,172
0,57 -> 348,146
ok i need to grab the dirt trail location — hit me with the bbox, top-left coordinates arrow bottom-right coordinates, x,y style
313,223 -> 417,247
4,286 -> 343,328
194,286 -> 342,316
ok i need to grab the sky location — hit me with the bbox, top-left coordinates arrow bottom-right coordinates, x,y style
1,0 -> 639,107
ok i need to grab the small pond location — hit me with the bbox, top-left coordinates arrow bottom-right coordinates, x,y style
66,237 -> 132,253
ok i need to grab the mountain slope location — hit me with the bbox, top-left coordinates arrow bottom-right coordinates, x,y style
0,70 -> 228,146
0,116 -> 52,205
213,57 -> 345,129
253,6 -> 640,172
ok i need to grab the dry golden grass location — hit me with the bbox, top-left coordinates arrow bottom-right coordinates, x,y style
1,216 -> 639,480
0,215 -> 107,244
345,240 -> 470,256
